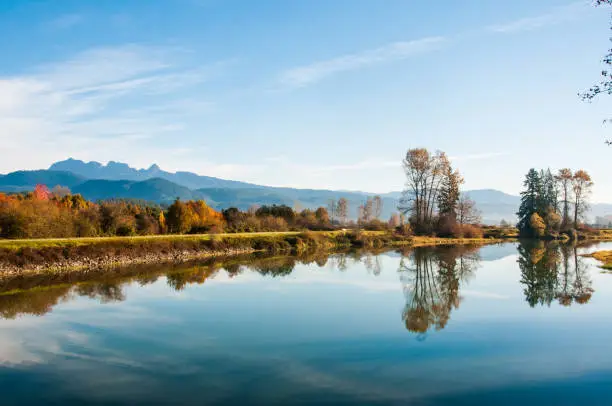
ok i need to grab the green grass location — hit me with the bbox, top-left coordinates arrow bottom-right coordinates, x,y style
0,232 -> 296,251
0,230 -> 393,251
0,230 -> 501,275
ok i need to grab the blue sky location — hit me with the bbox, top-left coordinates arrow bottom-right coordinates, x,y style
1,0 -> 611,201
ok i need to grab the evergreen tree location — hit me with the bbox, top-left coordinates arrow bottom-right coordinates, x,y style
437,165 -> 462,220
540,169 -> 559,214
517,169 -> 542,236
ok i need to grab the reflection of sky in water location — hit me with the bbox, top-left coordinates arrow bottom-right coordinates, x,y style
1,242 -> 612,405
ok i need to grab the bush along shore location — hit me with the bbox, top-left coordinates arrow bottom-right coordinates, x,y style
0,231 -> 505,277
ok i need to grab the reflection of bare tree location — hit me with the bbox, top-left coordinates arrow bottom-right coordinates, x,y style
399,246 -> 481,335
518,242 -> 594,307
362,254 -> 382,276
570,246 -> 593,304
328,253 -> 349,272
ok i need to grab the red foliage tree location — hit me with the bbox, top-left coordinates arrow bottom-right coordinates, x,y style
33,184 -> 51,201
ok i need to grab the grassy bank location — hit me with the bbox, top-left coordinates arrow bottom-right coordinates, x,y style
0,231 -> 503,276
586,250 -> 612,270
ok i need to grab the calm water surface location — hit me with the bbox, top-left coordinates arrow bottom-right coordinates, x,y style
1,241 -> 612,405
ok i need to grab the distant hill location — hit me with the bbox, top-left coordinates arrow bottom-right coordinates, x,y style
0,170 -> 85,192
464,189 -> 520,224
1,159 -> 611,223
73,178 -> 202,203
50,158 -> 259,190
197,187 -> 398,218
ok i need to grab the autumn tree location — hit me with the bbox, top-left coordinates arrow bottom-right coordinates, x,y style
555,168 -> 573,228
400,148 -> 431,231
529,213 -> 546,238
400,149 -> 450,233
166,199 -> 193,234
256,205 -> 295,224
33,184 -> 51,201
315,207 -> 330,225
572,170 -> 593,228
336,198 -> 349,225
158,211 -> 167,233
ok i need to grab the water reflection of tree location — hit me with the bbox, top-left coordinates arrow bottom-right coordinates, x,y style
0,287 -> 72,319
399,246 -> 481,334
518,241 -> 594,307
0,252 -> 335,319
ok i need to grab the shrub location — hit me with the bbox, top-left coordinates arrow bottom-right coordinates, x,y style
529,213 -> 546,238
461,224 -> 483,238
396,223 -> 413,237
116,225 -> 135,237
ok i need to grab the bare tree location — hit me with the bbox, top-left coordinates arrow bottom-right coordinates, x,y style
399,149 -> 450,232
327,199 -> 337,224
247,204 -> 259,216
555,168 -> 573,228
572,170 -> 593,227
373,195 -> 383,219
336,198 -> 349,225
399,148 -> 431,227
388,213 -> 401,228
359,198 -> 374,223
457,195 -> 481,225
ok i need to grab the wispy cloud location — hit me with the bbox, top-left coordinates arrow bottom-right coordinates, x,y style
278,37 -> 446,88
0,44 -> 223,172
47,14 -> 84,30
487,1 -> 590,33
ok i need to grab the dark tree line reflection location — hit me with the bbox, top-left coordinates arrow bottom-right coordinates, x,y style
518,241 -> 594,307
399,246 -> 481,335
0,243 -> 598,326
0,251 -> 349,320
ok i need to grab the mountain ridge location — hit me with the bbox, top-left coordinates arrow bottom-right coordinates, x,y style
1,159 -> 610,223
49,158 -> 260,190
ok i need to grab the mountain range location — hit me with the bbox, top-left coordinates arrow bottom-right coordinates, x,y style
1,158 -> 611,224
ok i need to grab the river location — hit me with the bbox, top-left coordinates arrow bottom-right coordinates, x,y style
1,241 -> 612,405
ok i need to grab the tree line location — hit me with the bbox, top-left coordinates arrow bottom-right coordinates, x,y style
517,168 -> 593,238
0,185 -> 405,239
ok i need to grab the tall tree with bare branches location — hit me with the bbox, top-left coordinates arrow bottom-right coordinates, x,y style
399,148 -> 451,233
572,170 -> 593,227
555,168 -> 573,228
336,198 -> 349,225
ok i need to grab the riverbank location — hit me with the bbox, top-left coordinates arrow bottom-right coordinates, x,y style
586,250 -> 612,270
0,231 -> 504,277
